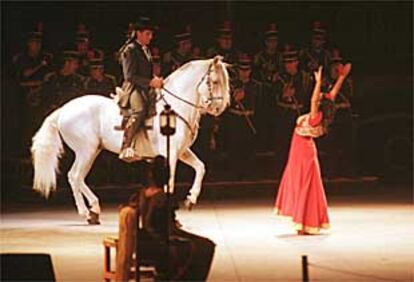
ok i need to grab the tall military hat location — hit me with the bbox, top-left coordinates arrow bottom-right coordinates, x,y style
26,31 -> 43,42
311,20 -> 327,40
329,47 -> 343,63
282,43 -> 299,63
216,20 -> 233,39
174,25 -> 192,43
132,16 -> 158,31
26,21 -> 44,42
264,23 -> 278,40
62,50 -> 80,61
89,58 -> 104,68
76,23 -> 90,43
237,53 -> 252,70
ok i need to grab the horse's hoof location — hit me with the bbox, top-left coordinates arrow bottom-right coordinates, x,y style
184,199 -> 195,211
87,211 -> 101,225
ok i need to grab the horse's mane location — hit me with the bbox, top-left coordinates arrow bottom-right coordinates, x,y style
164,59 -> 206,84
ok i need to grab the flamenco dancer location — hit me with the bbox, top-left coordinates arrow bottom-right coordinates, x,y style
274,63 -> 352,235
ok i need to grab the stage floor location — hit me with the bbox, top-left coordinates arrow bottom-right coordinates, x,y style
1,192 -> 413,282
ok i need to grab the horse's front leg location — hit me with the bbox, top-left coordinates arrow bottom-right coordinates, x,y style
179,148 -> 206,209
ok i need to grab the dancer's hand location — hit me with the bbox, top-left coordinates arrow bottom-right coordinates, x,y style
314,66 -> 323,83
338,63 -> 352,78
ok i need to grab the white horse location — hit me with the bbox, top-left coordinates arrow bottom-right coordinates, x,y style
31,56 -> 230,223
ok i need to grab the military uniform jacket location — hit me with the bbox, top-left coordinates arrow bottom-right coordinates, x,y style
299,46 -> 330,73
228,79 -> 261,117
43,71 -> 85,102
12,51 -> 53,82
253,50 -> 283,84
275,71 -> 312,114
121,41 -> 153,93
84,74 -> 117,96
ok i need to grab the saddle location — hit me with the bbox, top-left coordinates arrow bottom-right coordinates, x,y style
113,87 -> 156,131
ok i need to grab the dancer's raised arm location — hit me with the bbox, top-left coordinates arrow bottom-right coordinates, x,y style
310,66 -> 323,119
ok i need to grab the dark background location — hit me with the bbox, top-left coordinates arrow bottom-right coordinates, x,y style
1,1 -> 412,190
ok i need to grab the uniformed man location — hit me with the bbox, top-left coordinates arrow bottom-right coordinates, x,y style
117,16 -> 164,161
162,25 -> 193,76
253,23 -> 283,85
206,20 -> 240,65
84,58 -> 117,96
75,23 -> 104,76
223,53 -> 260,179
274,44 -> 312,173
319,47 -> 355,176
253,22 -> 283,152
12,25 -> 54,149
299,20 -> 330,73
12,27 -> 53,107
43,50 -> 85,110
13,30 -> 53,83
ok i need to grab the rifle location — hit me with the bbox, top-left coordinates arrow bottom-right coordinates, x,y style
278,75 -> 302,116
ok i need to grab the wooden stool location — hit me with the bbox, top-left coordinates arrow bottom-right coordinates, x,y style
103,236 -> 156,281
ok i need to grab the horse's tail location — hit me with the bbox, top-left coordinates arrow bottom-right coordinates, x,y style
31,108 -> 64,198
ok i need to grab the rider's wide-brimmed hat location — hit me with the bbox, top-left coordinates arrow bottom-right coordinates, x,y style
132,16 -> 158,32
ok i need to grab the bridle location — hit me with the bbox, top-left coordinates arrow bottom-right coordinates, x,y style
161,62 -> 224,111
158,61 -> 226,138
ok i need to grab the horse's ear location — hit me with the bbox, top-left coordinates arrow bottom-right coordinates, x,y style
213,55 -> 223,65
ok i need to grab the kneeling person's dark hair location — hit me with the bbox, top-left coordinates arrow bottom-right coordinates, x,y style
147,155 -> 170,188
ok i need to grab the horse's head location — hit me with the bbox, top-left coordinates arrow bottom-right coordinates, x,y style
197,55 -> 231,116
163,56 -> 230,116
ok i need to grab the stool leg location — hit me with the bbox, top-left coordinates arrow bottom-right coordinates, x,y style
104,244 -> 111,282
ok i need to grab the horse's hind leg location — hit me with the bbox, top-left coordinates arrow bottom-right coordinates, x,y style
79,150 -> 101,215
68,148 -> 100,223
179,148 -> 206,208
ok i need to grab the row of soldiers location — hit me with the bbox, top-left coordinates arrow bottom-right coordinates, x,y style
10,19 -> 354,177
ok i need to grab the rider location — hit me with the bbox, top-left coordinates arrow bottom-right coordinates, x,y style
118,16 -> 164,161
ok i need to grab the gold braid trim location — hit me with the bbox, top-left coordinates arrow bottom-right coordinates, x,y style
273,208 -> 330,234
